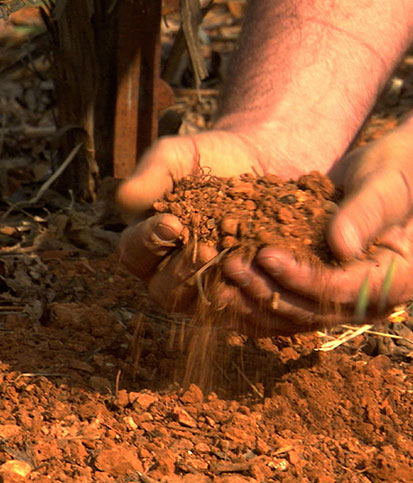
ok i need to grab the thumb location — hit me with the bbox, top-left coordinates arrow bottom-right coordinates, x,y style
116,135 -> 199,213
328,169 -> 412,259
116,129 -> 265,214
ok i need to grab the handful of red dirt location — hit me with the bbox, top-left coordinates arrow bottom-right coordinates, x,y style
153,170 -> 342,264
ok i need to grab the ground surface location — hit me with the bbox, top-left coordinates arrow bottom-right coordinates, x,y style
0,3 -> 413,483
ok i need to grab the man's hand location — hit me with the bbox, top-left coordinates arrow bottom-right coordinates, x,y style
118,120 -> 413,335
117,0 -> 413,335
116,129 -> 296,213
222,122 -> 413,334
119,213 -> 219,311
117,128 -> 297,314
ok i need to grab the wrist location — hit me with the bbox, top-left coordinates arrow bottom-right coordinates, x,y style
215,111 -> 352,180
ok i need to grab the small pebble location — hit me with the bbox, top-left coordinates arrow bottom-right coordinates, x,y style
0,461 -> 32,479
279,194 -> 297,205
173,407 -> 197,428
221,218 -> 238,236
222,236 -> 239,248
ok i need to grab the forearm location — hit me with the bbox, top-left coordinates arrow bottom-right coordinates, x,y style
215,0 -> 413,178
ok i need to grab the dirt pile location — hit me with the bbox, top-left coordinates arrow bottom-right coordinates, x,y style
1,269 -> 412,483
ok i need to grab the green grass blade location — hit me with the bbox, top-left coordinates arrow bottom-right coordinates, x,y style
378,258 -> 396,314
354,275 -> 370,324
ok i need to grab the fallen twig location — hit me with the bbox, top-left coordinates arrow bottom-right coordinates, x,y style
232,361 -> 264,399
340,325 -> 403,339
316,324 -> 373,352
28,142 -> 83,205
0,125 -> 56,138
1,142 -> 83,220
136,471 -> 161,483
182,247 -> 231,306
15,372 -> 66,381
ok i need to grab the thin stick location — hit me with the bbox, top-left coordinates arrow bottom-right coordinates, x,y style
1,198 -> 44,220
2,143 -> 83,219
316,331 -> 337,340
192,232 -> 198,264
189,247 -> 231,305
190,247 -> 231,280
340,325 -> 403,339
28,142 -> 83,204
232,361 -> 264,399
174,87 -> 219,96
114,370 -> 121,396
273,445 -> 295,455
15,373 -> 65,381
136,471 -> 161,483
0,125 -> 56,137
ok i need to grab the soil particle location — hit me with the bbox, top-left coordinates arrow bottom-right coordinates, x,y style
0,460 -> 32,480
94,447 -> 143,476
180,383 -> 204,404
130,392 -> 159,409
173,406 -> 198,428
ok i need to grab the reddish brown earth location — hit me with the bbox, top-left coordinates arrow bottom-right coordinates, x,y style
151,171 -> 376,336
0,249 -> 413,482
153,171 -> 341,262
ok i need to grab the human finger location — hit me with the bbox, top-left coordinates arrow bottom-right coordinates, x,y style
330,132 -> 413,259
119,213 -> 184,281
148,242 -> 218,312
256,245 -> 411,309
329,170 -> 412,259
116,130 -> 263,214
215,277 -> 357,336
116,136 -> 195,213
223,254 -> 354,314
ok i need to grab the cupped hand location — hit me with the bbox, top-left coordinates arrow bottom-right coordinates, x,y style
117,129 -> 296,314
222,122 -> 413,334
119,213 -> 219,311
118,119 -> 413,335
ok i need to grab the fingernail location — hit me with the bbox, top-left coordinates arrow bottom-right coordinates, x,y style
264,258 -> 284,276
257,253 -> 284,276
153,223 -> 179,243
230,270 -> 250,287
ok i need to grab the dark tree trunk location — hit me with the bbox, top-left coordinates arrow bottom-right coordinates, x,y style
44,0 -> 119,200
43,0 -> 162,200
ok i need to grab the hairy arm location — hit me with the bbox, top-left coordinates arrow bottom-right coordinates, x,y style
216,0 -> 413,178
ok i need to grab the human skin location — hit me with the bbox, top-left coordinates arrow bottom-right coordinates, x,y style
117,0 -> 413,334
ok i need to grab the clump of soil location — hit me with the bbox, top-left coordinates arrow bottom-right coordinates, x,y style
153,170 -> 342,264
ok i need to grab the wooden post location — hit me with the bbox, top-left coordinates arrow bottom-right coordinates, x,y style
113,0 -> 162,179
